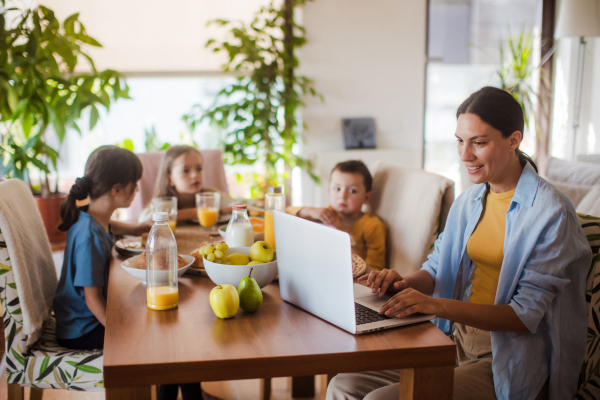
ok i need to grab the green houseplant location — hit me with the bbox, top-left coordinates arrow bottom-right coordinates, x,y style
183,0 -> 321,196
0,2 -> 129,242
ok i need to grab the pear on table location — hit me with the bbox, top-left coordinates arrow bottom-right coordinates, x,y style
238,268 -> 263,312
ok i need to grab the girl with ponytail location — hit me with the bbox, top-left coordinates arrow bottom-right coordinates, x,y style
54,146 -> 143,350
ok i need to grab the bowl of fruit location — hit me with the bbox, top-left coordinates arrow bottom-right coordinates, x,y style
202,241 -> 277,289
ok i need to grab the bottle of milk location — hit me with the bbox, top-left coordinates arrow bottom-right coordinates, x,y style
225,204 -> 254,247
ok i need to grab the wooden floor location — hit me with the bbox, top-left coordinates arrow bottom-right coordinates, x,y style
0,372 -> 325,400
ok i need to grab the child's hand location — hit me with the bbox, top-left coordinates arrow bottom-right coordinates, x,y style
299,207 -> 337,226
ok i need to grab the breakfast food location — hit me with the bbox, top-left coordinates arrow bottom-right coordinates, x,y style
141,233 -> 149,247
351,254 -> 367,278
190,248 -> 204,268
135,251 -> 188,270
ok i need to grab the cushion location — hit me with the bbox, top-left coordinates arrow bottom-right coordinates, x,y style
0,228 -> 104,391
577,187 -> 600,218
577,213 -> 600,399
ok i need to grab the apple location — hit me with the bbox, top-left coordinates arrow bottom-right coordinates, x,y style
209,284 -> 239,318
249,241 -> 274,263
247,261 -> 263,265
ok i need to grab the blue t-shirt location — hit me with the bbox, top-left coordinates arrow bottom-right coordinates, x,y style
54,208 -> 114,339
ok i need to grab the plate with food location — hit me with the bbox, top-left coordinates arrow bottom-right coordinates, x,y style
115,236 -> 146,256
121,252 -> 194,283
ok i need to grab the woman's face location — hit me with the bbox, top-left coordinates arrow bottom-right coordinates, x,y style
169,151 -> 204,194
455,113 -> 521,187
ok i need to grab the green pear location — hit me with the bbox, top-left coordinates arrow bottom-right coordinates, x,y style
238,268 -> 263,312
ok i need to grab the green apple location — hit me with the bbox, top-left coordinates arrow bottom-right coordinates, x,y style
238,268 -> 263,312
209,284 -> 239,318
249,241 -> 274,263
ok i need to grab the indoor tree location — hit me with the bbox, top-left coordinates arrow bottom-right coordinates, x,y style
183,0 -> 322,191
0,1 -> 130,194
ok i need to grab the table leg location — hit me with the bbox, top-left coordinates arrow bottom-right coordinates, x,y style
105,385 -> 152,400
320,374 -> 334,400
290,376 -> 315,398
260,378 -> 272,400
399,366 -> 454,400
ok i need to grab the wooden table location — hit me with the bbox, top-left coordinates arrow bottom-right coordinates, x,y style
104,224 -> 456,399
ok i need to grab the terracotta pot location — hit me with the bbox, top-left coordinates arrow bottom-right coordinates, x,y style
36,193 -> 68,245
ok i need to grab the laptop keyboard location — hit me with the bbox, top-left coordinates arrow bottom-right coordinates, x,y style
355,303 -> 391,325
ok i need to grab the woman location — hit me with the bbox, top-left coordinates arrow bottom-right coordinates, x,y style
327,87 -> 592,400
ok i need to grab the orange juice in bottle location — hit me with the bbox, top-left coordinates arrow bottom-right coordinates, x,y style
146,212 -> 178,311
264,187 -> 285,250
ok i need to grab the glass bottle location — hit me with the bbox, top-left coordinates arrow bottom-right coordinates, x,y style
264,186 -> 285,250
225,205 -> 254,248
146,212 -> 178,310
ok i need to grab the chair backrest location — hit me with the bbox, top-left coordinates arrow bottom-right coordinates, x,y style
0,179 -> 57,356
577,213 -> 600,398
545,157 -> 600,217
367,162 -> 454,275
127,149 -> 229,220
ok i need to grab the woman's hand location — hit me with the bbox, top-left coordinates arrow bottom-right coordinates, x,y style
357,269 -> 408,296
379,288 -> 441,318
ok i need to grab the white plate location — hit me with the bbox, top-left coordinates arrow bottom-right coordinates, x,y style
121,254 -> 194,284
218,226 -> 264,241
115,237 -> 144,255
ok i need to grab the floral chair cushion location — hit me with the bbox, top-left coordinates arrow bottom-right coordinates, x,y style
576,214 -> 600,399
0,229 -> 104,391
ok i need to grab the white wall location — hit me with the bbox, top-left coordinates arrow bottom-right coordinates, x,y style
298,0 -> 428,206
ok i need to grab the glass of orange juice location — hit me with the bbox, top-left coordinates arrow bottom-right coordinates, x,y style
152,197 -> 178,233
195,192 -> 220,229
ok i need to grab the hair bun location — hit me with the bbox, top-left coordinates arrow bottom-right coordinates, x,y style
70,177 -> 92,200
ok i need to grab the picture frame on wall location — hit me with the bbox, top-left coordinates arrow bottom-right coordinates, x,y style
342,118 -> 376,149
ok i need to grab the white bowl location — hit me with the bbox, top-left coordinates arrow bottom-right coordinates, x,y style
121,254 -> 194,284
203,247 -> 277,289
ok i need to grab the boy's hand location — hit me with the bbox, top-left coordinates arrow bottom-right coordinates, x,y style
299,207 -> 337,226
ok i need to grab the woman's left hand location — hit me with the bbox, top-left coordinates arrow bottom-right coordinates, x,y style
379,288 -> 442,318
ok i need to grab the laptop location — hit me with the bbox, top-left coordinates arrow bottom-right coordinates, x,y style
273,211 -> 435,334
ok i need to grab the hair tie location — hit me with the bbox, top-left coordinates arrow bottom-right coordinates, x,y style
70,177 -> 92,200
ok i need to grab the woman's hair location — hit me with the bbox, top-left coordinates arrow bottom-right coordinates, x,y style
456,86 -> 538,173
58,146 -> 143,231
153,145 -> 203,199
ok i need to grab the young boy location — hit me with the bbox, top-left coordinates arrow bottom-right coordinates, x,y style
288,160 -> 386,270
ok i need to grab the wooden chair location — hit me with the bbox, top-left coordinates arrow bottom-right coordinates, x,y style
0,179 -> 104,399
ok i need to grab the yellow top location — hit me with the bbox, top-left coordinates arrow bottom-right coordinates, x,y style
286,206 -> 387,270
467,188 -> 515,305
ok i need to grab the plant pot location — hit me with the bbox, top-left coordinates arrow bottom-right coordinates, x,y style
36,193 -> 67,245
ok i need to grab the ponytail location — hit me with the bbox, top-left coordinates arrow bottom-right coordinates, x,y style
58,146 -> 143,232
517,150 -> 538,173
58,177 -> 93,231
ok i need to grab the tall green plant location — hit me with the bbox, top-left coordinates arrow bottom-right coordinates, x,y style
496,29 -> 551,136
183,0 -> 322,186
0,2 -> 130,193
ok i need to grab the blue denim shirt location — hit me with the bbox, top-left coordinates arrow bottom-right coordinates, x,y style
422,163 -> 591,400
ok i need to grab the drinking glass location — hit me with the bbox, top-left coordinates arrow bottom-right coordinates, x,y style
195,192 -> 221,229
152,197 -> 178,233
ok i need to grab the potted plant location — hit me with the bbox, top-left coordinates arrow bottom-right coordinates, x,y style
183,0 -> 322,198
0,3 -> 130,243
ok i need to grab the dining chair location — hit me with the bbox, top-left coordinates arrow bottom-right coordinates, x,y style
576,213 -> 600,399
367,162 -> 455,276
0,179 -> 104,399
128,149 -> 230,221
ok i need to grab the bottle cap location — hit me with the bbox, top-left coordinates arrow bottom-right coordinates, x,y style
232,204 -> 247,210
268,186 -> 284,194
153,212 -> 169,222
